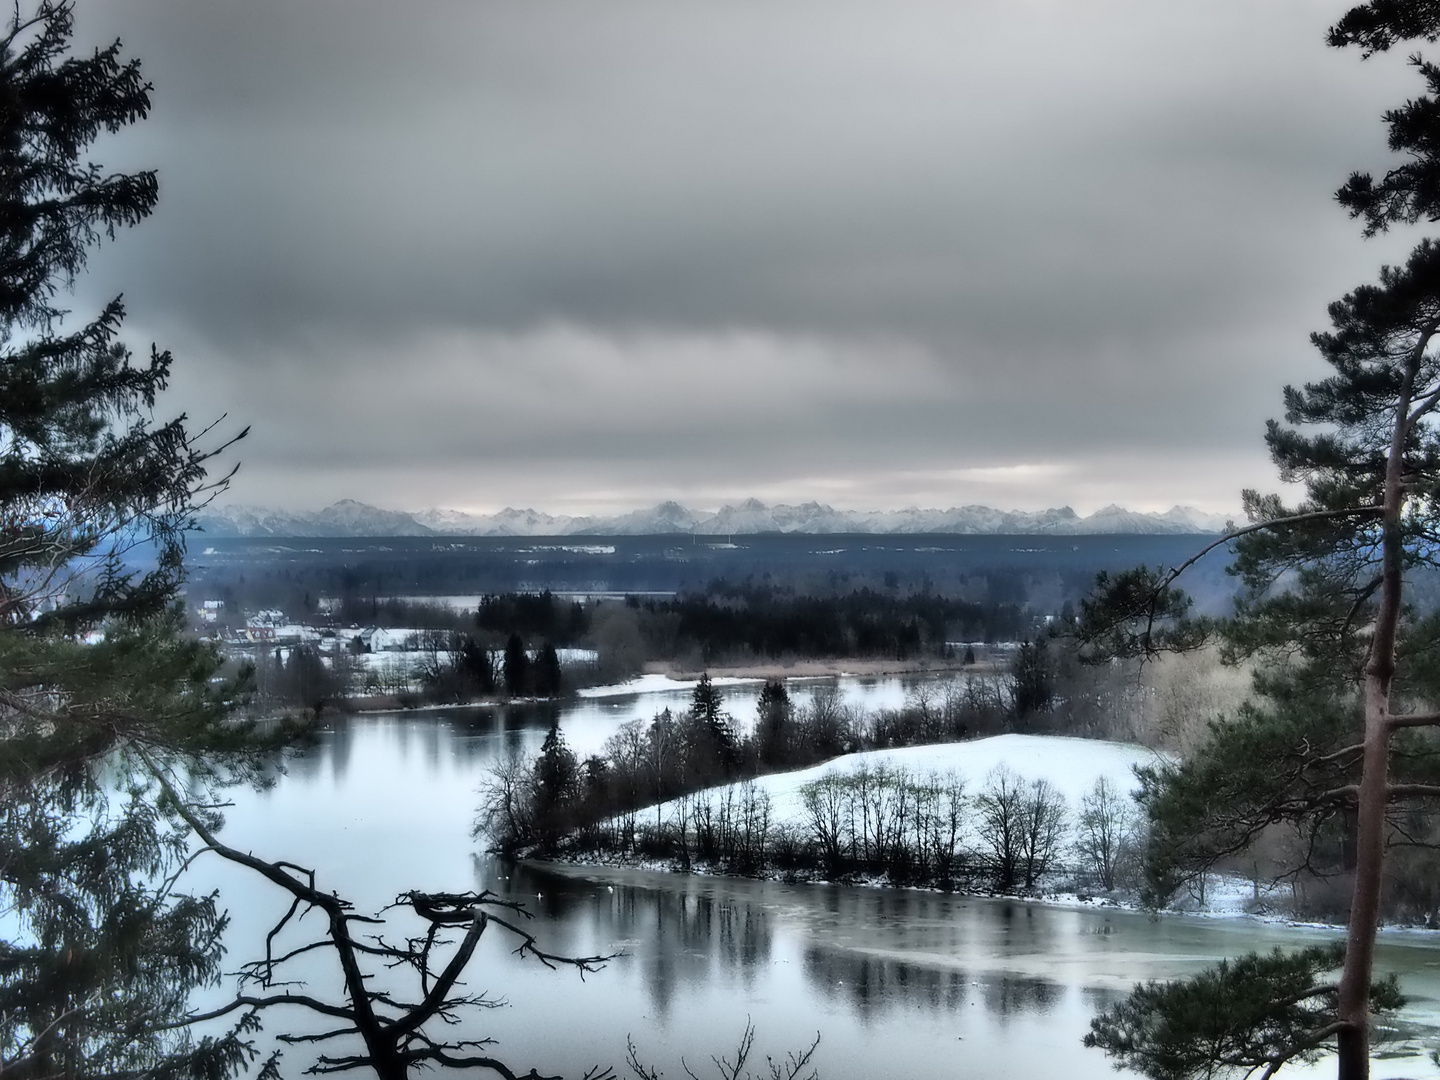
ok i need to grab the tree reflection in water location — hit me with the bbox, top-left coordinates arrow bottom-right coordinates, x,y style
501,862 -> 1075,1028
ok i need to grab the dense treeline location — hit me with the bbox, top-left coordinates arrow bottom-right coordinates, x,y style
478,592 -> 590,643
243,630 -> 570,712
480,635 -> 1440,920
479,631 -> 1142,861
187,533 -> 1245,617
207,583 -> 1023,656
214,586 -> 1039,712
630,584 -> 1025,662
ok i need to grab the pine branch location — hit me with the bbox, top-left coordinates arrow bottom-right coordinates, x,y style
1387,711 -> 1440,729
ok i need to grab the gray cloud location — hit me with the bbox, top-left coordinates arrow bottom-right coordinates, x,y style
62,0 -> 1429,514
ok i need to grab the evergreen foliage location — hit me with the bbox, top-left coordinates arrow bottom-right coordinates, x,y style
1008,636 -> 1055,719
755,678 -> 793,767
530,722 -> 579,844
459,632 -> 496,695
1085,946 -> 1403,1080
476,590 -> 588,644
502,631 -> 529,696
0,4 -> 239,632
534,640 -> 563,697
1076,4 -> 1440,1075
686,672 -> 739,780
0,5 -> 267,1075
636,585 -> 1023,662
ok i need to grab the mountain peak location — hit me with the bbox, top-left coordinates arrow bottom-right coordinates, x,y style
197,498 -> 1233,538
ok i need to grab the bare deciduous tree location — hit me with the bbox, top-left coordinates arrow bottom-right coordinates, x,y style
148,759 -> 612,1080
975,766 -> 1027,892
1073,776 -> 1136,892
1018,778 -> 1069,890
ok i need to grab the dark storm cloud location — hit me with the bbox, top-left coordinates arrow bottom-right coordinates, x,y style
62,0 -> 1428,512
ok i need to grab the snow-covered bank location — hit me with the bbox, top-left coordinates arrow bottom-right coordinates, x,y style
565,735 -> 1440,930
639,733 -> 1164,828
548,734 -> 1170,903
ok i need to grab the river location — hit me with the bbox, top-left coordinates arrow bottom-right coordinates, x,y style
193,675 -> 1440,1079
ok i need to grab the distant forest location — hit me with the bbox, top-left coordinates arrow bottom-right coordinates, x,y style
185,532 -> 1241,619
634,585 -> 1023,660
333,585 -> 1023,661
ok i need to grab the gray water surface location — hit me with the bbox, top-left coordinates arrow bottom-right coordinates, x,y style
196,683 -> 1440,1079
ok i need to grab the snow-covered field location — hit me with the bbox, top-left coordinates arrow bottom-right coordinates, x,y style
598,735 -> 1341,922
640,734 -> 1165,830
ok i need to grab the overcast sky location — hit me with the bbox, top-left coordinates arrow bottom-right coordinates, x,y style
65,0 -> 1426,515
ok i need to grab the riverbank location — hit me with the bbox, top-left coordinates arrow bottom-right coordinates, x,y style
519,733 -> 1440,933
503,735 -> 1160,905
525,855 -> 1440,937
524,856 -> 1168,918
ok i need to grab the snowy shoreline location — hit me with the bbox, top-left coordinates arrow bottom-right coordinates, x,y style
521,734 -> 1440,937
525,854 -> 1440,938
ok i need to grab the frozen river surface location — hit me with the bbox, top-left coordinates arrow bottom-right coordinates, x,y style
193,677 -> 1440,1079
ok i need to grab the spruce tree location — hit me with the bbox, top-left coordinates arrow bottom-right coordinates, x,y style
531,722 -> 578,846
755,677 -> 792,767
503,631 -> 529,696
534,641 -> 562,697
459,633 -> 496,695
1008,636 -> 1054,721
687,672 -> 738,779
0,4 -> 261,1075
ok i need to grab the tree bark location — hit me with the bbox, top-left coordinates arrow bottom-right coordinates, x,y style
1335,368 -> 1415,1080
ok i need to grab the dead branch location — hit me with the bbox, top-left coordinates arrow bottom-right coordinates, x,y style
139,753 -> 615,1079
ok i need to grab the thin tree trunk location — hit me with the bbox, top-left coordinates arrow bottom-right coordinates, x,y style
1335,373 -> 1413,1080
1337,693 -> 1391,1078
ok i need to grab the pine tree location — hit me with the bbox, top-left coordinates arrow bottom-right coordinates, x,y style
755,678 -> 792,768
690,671 -> 724,722
0,4 -> 261,1075
534,641 -> 563,697
503,631 -> 529,697
686,672 -> 738,779
1080,5 -> 1440,1075
458,633 -> 495,695
530,722 -> 578,849
1008,636 -> 1054,721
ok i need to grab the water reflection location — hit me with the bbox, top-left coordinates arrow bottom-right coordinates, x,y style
981,974 -> 1062,1024
487,860 -> 1440,1078
504,862 -> 1074,1030
200,701 -> 1440,1079
804,948 -> 975,1020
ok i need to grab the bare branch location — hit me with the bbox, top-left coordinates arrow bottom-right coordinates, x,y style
485,912 -> 616,975
138,750 -> 614,1077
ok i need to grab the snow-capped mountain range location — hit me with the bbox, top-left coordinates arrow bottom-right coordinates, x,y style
196,498 -> 1233,538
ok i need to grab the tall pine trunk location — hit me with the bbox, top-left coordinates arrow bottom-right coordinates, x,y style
1335,367 -> 1413,1079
